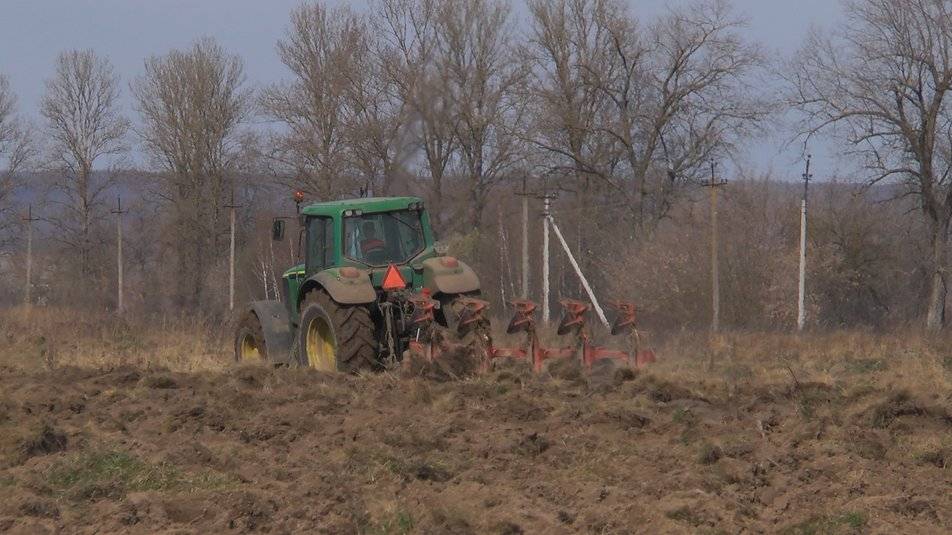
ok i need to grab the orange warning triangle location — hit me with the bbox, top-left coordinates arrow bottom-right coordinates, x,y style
381,263 -> 407,291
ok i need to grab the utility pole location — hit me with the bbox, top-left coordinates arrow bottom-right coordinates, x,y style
225,188 -> 243,311
497,207 -> 509,306
798,155 -> 812,332
520,177 -> 530,299
22,205 -> 39,308
540,192 -> 555,325
111,197 -> 127,313
703,160 -> 728,332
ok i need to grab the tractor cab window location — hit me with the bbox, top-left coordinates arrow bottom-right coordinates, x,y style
343,210 -> 425,266
306,217 -> 334,272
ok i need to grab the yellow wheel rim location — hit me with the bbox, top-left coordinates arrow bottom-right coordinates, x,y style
239,332 -> 262,362
305,315 -> 337,371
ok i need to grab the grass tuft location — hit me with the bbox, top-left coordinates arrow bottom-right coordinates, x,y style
366,509 -> 415,535
45,449 -> 237,500
781,512 -> 867,535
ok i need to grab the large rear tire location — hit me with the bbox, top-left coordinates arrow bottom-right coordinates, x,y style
298,291 -> 377,373
235,312 -> 268,363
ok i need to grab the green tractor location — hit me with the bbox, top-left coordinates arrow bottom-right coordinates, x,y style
234,196 -> 484,372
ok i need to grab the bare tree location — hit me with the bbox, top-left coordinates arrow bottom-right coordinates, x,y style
133,38 -> 252,309
0,74 -> 33,248
527,0 -> 766,230
40,50 -> 128,275
435,0 -> 527,230
376,0 -> 458,230
345,15 -> 412,197
786,0 -> 952,329
525,0 -> 623,196
263,3 -> 364,199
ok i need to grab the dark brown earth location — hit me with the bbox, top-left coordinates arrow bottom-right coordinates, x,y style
0,356 -> 951,534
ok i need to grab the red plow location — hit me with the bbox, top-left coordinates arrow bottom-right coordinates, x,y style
405,292 -> 656,375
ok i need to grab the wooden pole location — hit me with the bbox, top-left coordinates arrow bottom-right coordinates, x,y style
225,188 -> 243,311
23,205 -> 38,307
704,161 -> 728,332
111,197 -> 126,313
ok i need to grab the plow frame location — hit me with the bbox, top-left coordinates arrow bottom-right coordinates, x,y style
403,293 -> 656,373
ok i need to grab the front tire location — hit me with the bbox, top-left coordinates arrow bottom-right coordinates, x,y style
298,291 -> 377,373
235,312 -> 267,363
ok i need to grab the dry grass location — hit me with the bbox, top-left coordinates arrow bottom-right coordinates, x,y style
651,328 -> 952,398
0,306 -> 233,372
2,306 -> 952,401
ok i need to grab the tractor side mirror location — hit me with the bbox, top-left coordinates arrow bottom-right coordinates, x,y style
272,219 -> 286,241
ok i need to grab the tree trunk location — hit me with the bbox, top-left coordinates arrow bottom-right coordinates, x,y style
469,177 -> 484,231
429,164 -> 444,233
926,216 -> 949,330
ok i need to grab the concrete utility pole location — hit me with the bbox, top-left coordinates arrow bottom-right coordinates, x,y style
22,205 -> 39,307
541,193 -> 553,325
704,160 -> 728,332
497,207 -> 509,306
798,155 -> 813,332
520,178 -> 530,299
225,188 -> 243,311
111,197 -> 127,313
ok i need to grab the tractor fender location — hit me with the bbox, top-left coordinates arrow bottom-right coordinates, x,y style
307,270 -> 377,305
247,300 -> 294,364
422,257 -> 480,295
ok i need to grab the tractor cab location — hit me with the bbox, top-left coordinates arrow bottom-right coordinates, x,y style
281,197 -> 443,320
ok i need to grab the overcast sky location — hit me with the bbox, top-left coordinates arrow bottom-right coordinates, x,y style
0,0 -> 844,177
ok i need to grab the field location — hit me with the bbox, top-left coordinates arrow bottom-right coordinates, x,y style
1,309 -> 951,534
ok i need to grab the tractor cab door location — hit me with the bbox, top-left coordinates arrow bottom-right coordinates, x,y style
305,216 -> 335,276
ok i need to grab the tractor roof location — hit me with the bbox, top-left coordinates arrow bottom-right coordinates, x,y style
300,196 -> 423,217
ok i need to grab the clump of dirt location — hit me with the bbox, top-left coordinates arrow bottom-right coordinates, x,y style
17,498 -> 59,519
697,442 -> 723,465
7,423 -> 68,466
545,355 -> 585,382
511,432 -> 550,456
637,374 -> 702,403
141,375 -> 177,389
864,390 -> 950,429
400,339 -> 483,382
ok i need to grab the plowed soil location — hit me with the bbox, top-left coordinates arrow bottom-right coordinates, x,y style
1,355 -> 951,534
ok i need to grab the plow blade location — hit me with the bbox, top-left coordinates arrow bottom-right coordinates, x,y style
456,297 -> 490,336
557,299 -> 590,335
609,302 -> 637,336
506,300 -> 537,334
